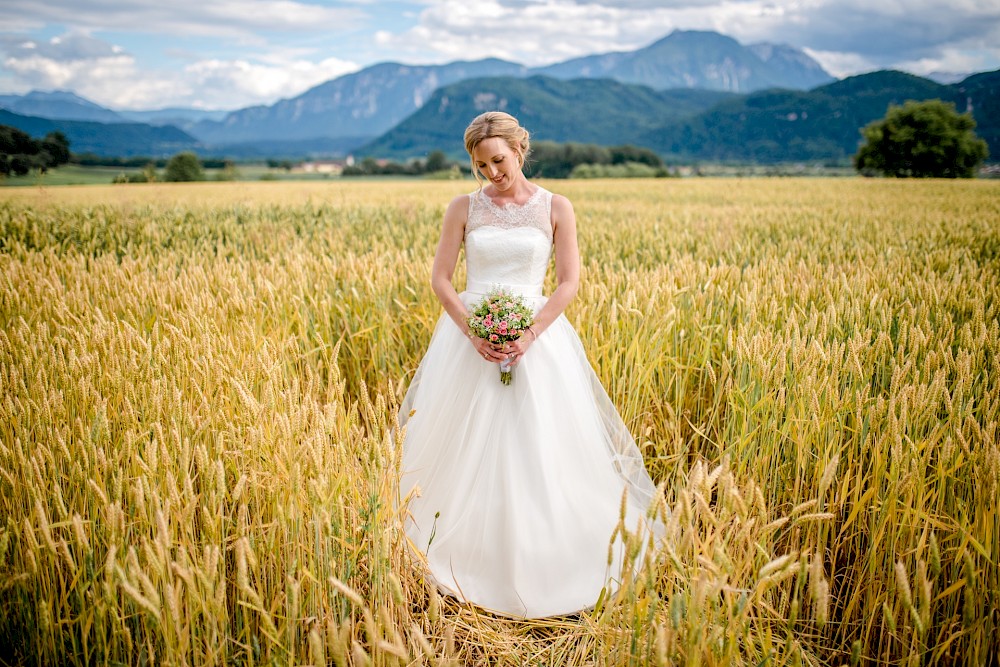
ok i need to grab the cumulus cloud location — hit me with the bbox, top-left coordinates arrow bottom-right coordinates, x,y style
0,0 -> 365,41
569,0 -> 752,7
751,0 -> 1000,80
766,0 -> 1000,63
895,46 -> 1000,78
801,48 -> 877,78
181,56 -> 359,108
0,31 -> 358,109
374,0 -> 686,65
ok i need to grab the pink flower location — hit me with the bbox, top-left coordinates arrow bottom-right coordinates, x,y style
490,334 -> 499,342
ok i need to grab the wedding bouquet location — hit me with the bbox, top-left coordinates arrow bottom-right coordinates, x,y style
467,287 -> 535,385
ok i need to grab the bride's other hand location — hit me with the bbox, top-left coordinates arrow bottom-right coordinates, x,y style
504,326 -> 537,368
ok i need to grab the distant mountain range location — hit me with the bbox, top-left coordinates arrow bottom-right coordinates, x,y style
0,90 -> 126,124
187,59 -> 529,145
0,91 -> 228,128
0,109 -> 197,157
186,30 -> 830,146
363,69 -> 999,163
363,76 -> 734,157
643,69 -> 1000,162
0,28 -> 996,164
119,108 -> 230,127
642,70 -> 962,162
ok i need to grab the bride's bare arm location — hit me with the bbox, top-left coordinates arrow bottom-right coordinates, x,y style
534,194 -> 580,332
431,195 -> 473,333
517,194 -> 580,353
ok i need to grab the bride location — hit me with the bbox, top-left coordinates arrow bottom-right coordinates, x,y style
399,111 -> 663,619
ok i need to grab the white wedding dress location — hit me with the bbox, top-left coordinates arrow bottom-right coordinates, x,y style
399,186 -> 663,619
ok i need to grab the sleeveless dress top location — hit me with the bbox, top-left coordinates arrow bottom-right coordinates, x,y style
399,185 -> 663,618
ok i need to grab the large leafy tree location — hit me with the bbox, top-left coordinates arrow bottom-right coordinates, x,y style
0,126 -> 71,176
40,131 -> 71,166
854,99 -> 988,178
163,151 -> 205,182
424,150 -> 449,173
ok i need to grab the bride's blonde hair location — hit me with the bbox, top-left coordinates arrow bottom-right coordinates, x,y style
464,111 -> 530,187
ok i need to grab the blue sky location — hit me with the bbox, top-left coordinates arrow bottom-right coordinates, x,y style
1,0 -> 998,110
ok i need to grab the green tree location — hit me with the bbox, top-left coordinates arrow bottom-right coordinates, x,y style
0,125 -> 72,176
163,151 -> 205,182
0,125 -> 36,176
214,160 -> 241,181
609,144 -> 663,167
854,99 -> 989,178
425,150 -> 449,173
40,132 -> 71,167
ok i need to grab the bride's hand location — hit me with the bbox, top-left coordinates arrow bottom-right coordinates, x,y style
502,327 -> 537,369
472,336 -> 504,364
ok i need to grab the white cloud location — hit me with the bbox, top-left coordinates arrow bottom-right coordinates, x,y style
801,48 -> 877,79
748,0 -> 1000,63
894,46 -> 1000,79
1,31 -> 358,109
1,47 -> 182,108
373,0 -> 687,66
181,56 -> 359,108
0,0 -> 366,41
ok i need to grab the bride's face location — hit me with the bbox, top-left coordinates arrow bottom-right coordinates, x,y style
472,137 -> 521,191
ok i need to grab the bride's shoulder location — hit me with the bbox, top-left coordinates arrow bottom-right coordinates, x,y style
549,193 -> 576,234
445,193 -> 472,212
550,192 -> 574,215
441,193 -> 472,228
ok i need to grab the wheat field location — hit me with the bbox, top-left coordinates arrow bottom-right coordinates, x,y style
0,178 -> 997,665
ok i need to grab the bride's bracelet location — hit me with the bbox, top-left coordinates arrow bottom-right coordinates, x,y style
526,326 -> 537,341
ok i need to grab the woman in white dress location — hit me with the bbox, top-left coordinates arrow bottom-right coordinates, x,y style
399,112 -> 663,619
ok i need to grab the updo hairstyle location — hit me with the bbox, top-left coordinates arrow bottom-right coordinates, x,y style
463,111 -> 531,187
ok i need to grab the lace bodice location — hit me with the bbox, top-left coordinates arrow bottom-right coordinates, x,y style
464,187 -> 553,296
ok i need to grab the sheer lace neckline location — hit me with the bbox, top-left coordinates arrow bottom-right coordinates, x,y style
466,186 -> 553,242
478,186 -> 543,210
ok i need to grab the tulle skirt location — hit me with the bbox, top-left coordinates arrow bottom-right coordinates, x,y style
399,291 -> 663,619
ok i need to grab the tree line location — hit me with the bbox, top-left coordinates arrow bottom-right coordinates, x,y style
342,144 -> 669,179
74,154 -> 234,169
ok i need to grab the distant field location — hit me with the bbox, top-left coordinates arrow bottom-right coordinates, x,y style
0,164 -> 136,186
0,163 -> 342,187
1,179 -> 997,664
1,161 -> 873,187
